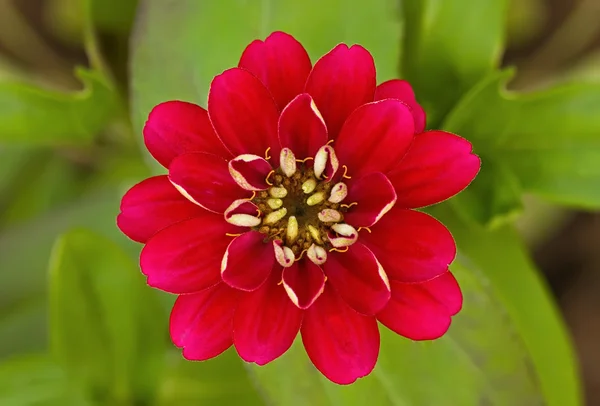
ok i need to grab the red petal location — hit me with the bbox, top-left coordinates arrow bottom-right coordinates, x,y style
335,100 -> 414,179
221,231 -> 275,291
117,175 -> 206,243
228,154 -> 273,191
305,44 -> 376,139
387,131 -> 481,208
377,271 -> 462,340
234,269 -> 303,365
278,93 -> 328,159
208,68 -> 280,160
169,152 -> 249,213
140,215 -> 240,294
239,31 -> 312,110
344,172 -> 397,227
282,260 -> 326,309
362,208 -> 456,283
375,80 -> 426,133
301,286 -> 379,385
143,101 -> 230,167
323,243 -> 390,315
170,283 -> 238,360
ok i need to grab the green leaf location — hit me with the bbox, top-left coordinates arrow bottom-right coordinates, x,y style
0,68 -> 117,145
0,354 -> 91,406
432,204 -> 582,406
248,261 -> 542,405
401,0 -> 508,126
49,228 -> 165,404
444,70 -> 600,224
130,0 -> 402,160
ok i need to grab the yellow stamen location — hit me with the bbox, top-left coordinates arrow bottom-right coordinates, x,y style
296,157 -> 314,163
326,139 -> 334,145
264,147 -> 272,160
358,226 -> 372,233
265,170 -> 275,186
225,233 -> 243,237
329,246 -> 350,253
340,202 -> 358,209
342,165 -> 351,179
294,249 -> 308,261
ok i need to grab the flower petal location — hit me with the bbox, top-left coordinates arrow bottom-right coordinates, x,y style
305,44 -> 376,139
117,175 -> 206,243
228,154 -> 273,191
361,207 -> 456,283
169,152 -> 250,213
143,101 -> 230,167
387,131 -> 481,208
239,31 -> 312,110
170,283 -> 238,360
234,269 -> 303,365
344,172 -> 397,227
301,285 -> 379,385
221,231 -> 275,291
141,215 -> 240,294
377,271 -> 462,340
278,93 -> 328,159
208,68 -> 280,159
323,243 -> 390,315
375,80 -> 426,133
282,260 -> 326,309
335,100 -> 415,179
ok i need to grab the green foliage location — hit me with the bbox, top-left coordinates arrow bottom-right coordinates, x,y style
401,0 -> 509,126
48,229 -> 165,404
445,70 -> 600,225
0,69 -> 118,145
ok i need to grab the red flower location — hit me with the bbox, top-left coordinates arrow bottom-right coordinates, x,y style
117,32 -> 480,385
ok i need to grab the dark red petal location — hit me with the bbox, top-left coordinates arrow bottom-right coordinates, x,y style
221,231 -> 275,291
301,285 -> 379,385
375,80 -> 426,133
141,215 -> 241,294
170,283 -> 238,360
228,154 -> 273,191
387,131 -> 481,208
362,207 -> 456,283
335,100 -> 415,179
143,101 -> 230,167
344,172 -> 397,227
208,68 -> 280,160
234,269 -> 303,365
278,93 -> 328,159
305,44 -> 376,139
169,152 -> 250,213
117,175 -> 206,243
282,260 -> 326,309
377,271 -> 462,340
239,31 -> 312,110
323,243 -> 390,315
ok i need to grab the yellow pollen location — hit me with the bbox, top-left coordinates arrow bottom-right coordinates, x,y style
264,147 -> 272,160
263,208 -> 287,225
306,192 -> 325,206
287,216 -> 299,243
308,225 -> 323,244
302,178 -> 317,194
267,198 -> 283,209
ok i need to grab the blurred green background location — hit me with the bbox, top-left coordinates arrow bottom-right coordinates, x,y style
1,0 -> 600,405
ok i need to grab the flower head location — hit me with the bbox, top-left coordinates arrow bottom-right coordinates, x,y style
117,32 -> 480,385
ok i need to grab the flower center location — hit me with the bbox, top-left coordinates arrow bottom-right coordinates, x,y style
252,163 -> 344,256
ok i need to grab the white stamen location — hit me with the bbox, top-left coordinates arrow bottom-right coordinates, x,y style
318,209 -> 342,223
314,145 -> 339,180
307,244 -> 327,265
267,198 -> 283,209
273,241 -> 295,268
263,207 -> 287,225
329,223 -> 358,247
302,178 -> 317,194
269,186 -> 288,198
280,148 -> 297,177
307,225 -> 323,244
287,216 -> 298,243
306,192 -> 325,206
328,182 -> 348,203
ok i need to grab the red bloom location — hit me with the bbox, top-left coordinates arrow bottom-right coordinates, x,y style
117,32 -> 480,385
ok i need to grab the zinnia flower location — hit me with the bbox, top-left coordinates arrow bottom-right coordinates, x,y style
117,32 -> 480,384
